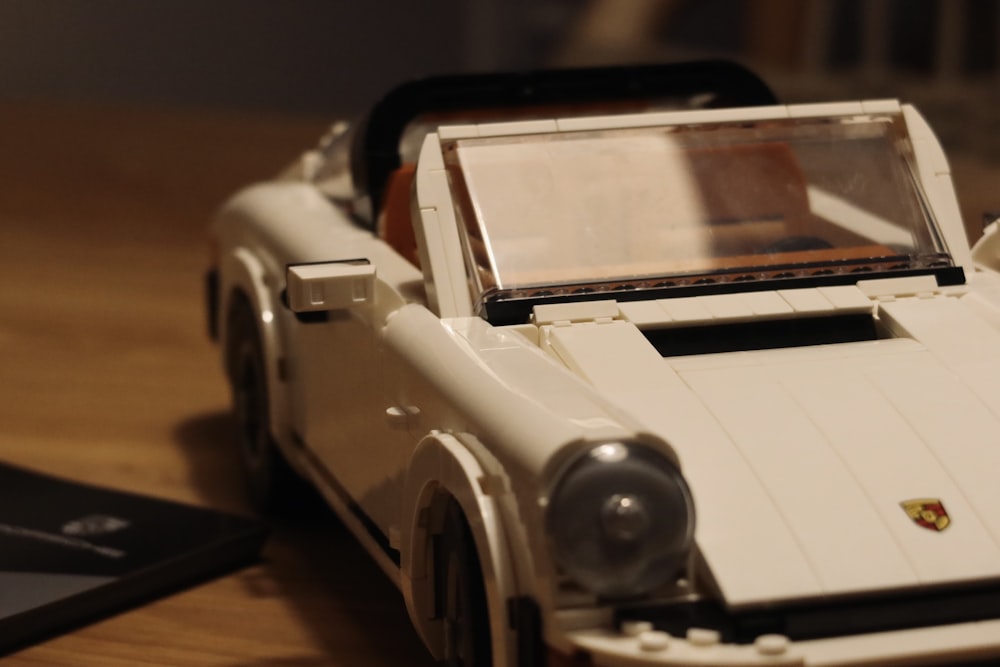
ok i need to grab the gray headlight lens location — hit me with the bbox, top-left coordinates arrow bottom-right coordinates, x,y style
546,442 -> 694,599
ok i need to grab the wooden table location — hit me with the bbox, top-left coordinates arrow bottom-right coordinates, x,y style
0,101 -> 996,665
0,103 -> 435,666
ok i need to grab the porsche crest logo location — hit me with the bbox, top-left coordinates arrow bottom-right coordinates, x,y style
900,498 -> 950,532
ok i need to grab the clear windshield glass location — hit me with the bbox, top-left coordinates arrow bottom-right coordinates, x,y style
442,113 -> 951,312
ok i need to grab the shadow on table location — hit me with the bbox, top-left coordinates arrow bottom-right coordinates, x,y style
172,411 -> 436,667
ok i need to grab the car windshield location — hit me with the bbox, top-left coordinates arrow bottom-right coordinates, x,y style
441,112 -> 953,315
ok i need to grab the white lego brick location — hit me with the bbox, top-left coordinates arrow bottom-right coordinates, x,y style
415,198 -> 467,318
816,285 -> 873,312
414,133 -> 474,318
532,299 -> 619,325
628,290 -> 816,330
795,620 -> 1000,666
653,104 -> 790,128
857,274 -> 939,299
415,133 -> 445,170
765,337 -> 918,365
955,359 -> 1000,432
904,104 -> 951,175
683,363 -> 920,594
778,288 -> 835,314
555,112 -> 675,133
879,296 -> 1000,367
900,106 -> 974,269
286,261 -> 375,312
740,290 -> 795,317
861,99 -> 902,114
962,277 -> 1000,326
546,321 -> 825,605
421,167 -> 460,231
417,151 -> 453,210
475,119 -> 558,138
553,105 -> 788,133
413,207 -> 453,316
781,352 -> 1000,584
615,300 -> 672,328
659,296 -> 714,323
545,320 -> 658,385
437,124 -> 480,141
573,620 -> 1000,666
666,349 -> 761,373
701,293 -> 755,320
667,337 -> 921,374
786,101 -> 864,118
924,172 -> 974,269
870,358 -> 1000,551
879,298 -> 1000,426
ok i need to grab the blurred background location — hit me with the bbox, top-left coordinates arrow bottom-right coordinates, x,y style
3,0 -> 995,228
1,2 -> 996,109
1,0 -> 998,152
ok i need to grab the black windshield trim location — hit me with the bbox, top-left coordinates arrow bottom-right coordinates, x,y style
482,266 -> 966,326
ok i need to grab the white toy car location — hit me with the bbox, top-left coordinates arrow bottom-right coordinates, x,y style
206,62 -> 1000,666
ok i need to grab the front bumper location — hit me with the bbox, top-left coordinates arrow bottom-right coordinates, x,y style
564,619 -> 1000,666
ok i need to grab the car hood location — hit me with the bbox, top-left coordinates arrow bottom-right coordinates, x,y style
543,295 -> 1000,609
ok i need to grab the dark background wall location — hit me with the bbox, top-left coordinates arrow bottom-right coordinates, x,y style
0,0 -> 569,114
0,0 -> 996,135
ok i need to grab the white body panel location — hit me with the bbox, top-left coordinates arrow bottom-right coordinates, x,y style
550,317 -> 1000,606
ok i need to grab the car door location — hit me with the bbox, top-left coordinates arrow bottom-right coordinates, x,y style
286,261 -> 414,537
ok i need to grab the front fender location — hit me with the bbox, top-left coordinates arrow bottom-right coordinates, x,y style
400,432 -> 518,667
218,245 -> 290,449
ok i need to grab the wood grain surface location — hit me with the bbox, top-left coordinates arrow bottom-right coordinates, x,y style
0,101 -> 995,666
0,103 -> 434,666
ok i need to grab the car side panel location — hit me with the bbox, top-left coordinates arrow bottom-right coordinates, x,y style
212,182 -> 426,535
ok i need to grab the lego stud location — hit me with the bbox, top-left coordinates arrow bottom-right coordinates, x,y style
687,628 -> 721,647
621,620 -> 653,637
754,634 -> 789,656
638,630 -> 671,652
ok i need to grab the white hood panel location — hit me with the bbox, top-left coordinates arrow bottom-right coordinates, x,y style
547,316 -> 1000,608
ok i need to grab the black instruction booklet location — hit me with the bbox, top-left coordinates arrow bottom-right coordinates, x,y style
0,462 -> 268,654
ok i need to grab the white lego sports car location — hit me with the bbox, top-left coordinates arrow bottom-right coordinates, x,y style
206,62 -> 1000,666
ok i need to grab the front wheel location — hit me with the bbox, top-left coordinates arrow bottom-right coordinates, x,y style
439,499 -> 493,667
227,294 -> 301,512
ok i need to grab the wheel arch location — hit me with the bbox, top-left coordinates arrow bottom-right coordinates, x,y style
400,432 -> 522,667
219,246 -> 290,450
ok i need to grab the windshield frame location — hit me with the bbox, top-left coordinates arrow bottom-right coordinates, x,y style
437,108 -> 962,324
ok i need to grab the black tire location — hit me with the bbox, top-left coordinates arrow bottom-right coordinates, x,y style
227,293 -> 301,513
439,499 -> 493,667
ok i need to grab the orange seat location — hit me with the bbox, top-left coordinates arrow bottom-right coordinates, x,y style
377,164 -> 420,267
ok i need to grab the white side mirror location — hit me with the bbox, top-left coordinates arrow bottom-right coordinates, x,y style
286,261 -> 375,312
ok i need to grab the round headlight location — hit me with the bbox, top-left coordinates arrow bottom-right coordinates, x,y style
546,442 -> 694,599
